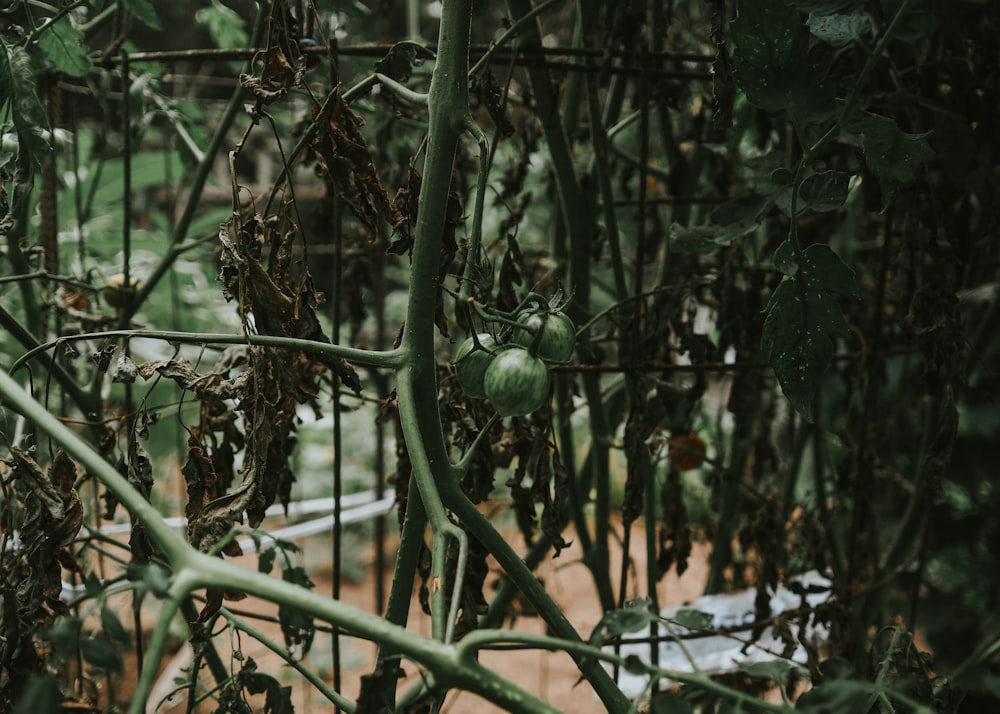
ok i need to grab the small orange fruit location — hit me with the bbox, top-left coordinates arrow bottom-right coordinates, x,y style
668,432 -> 706,471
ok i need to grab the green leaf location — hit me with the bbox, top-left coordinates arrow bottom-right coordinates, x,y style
670,196 -> 765,254
773,238 -> 798,276
807,11 -> 873,46
796,681 -> 870,712
799,170 -> 851,212
731,0 -> 807,112
670,608 -> 715,630
732,1 -> 836,124
761,243 -> 859,421
37,16 -> 92,77
745,151 -> 787,174
83,571 -> 104,599
845,112 -> 935,208
589,604 -> 658,646
14,673 -> 62,714
738,659 -> 796,682
197,0 -> 249,50
0,39 -> 53,171
79,635 -> 124,673
101,603 -> 131,647
859,116 -> 934,184
650,692 -> 696,714
122,0 -> 161,29
732,0 -> 805,73
623,654 -> 648,674
44,615 -> 82,655
710,194 -> 768,225
865,132 -> 935,203
670,221 -> 759,254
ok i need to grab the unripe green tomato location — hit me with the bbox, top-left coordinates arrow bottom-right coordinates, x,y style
453,333 -> 497,399
102,274 -> 140,310
512,311 -> 576,363
483,346 -> 551,416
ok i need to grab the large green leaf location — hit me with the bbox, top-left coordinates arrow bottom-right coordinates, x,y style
761,242 -> 859,421
732,0 -> 836,124
37,16 -> 92,77
845,111 -> 935,208
13,674 -> 62,714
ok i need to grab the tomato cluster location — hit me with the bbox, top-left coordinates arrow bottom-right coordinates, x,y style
452,307 -> 576,417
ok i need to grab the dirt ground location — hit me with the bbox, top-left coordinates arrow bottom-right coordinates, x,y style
128,517 -> 710,713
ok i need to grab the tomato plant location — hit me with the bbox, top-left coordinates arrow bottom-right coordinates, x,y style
453,333 -> 497,399
483,347 -> 551,416
512,310 -> 576,363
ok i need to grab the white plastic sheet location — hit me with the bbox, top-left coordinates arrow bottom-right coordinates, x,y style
612,570 -> 832,696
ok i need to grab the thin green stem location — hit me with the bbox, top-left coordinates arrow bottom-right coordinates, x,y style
451,413 -> 500,475
129,570 -> 195,714
116,4 -> 267,328
0,303 -> 100,417
806,0 -> 916,159
220,608 -> 356,712
374,477 -> 426,695
468,0 -> 565,78
10,329 -> 404,374
374,72 -> 430,105
457,630 -> 792,713
393,0 -> 474,647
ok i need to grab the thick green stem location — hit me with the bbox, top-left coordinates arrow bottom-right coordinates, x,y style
129,571 -> 194,714
2,360 -> 568,713
394,0 -> 473,646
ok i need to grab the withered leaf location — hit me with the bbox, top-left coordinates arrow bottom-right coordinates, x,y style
137,358 -> 244,400
657,468 -> 692,578
374,41 -> 434,84
10,448 -> 64,520
497,231 -> 525,314
309,87 -> 404,237
474,67 -> 515,138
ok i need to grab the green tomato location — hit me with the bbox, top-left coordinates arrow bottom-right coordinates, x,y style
453,333 -> 497,399
512,311 -> 576,363
483,347 -> 551,416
